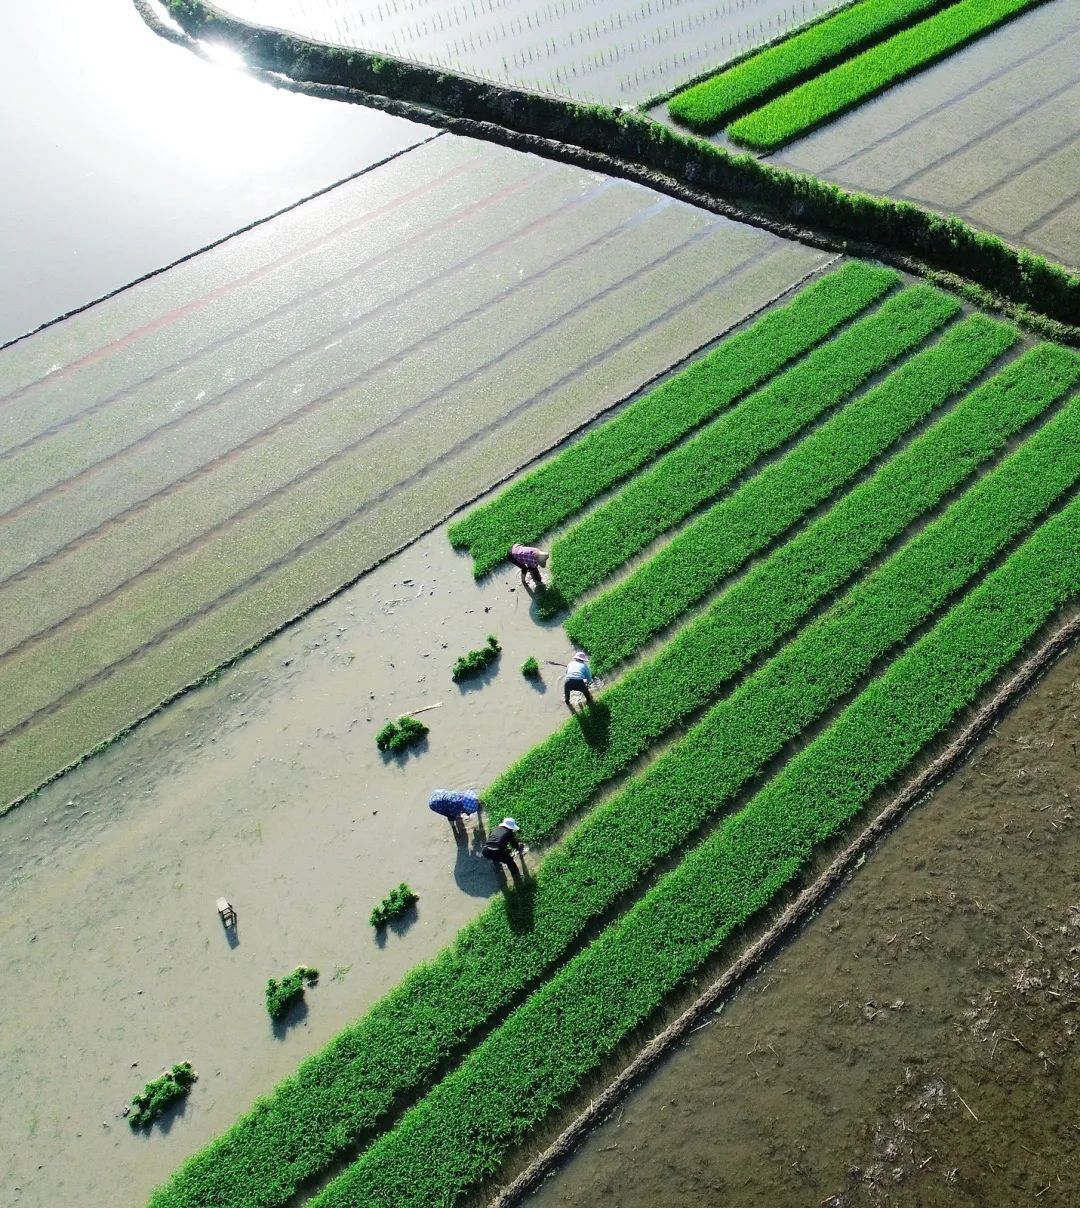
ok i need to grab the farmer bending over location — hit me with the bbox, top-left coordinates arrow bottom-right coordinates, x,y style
509,544 -> 548,589
429,789 -> 481,831
564,650 -> 594,708
482,816 -> 524,870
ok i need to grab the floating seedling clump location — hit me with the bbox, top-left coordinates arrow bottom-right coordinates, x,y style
521,657 -> 540,678
370,883 -> 419,928
265,966 -> 319,1020
128,1062 -> 197,1129
452,635 -> 501,682
375,715 -> 429,753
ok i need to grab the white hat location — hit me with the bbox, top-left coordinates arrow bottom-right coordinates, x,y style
501,817 -> 520,831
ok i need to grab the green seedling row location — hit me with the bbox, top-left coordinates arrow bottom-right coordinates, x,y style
147,382 -> 1076,1208
547,284 -> 959,605
319,495 -> 1080,1207
729,0 -> 1049,151
567,313 -> 1016,667
448,262 -> 896,576
491,342 -> 1079,825
668,0 -> 951,133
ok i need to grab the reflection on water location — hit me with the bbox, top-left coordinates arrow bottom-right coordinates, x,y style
215,0 -> 847,101
0,0 -> 424,343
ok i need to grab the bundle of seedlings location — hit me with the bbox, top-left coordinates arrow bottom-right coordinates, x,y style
265,966 -> 319,1020
521,657 -> 540,679
370,883 -> 419,929
375,715 -> 428,753
452,635 -> 500,682
128,1062 -> 197,1128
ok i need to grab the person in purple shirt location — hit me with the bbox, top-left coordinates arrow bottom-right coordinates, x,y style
508,544 -> 549,589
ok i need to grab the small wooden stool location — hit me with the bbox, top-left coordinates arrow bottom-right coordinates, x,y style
216,897 -> 237,927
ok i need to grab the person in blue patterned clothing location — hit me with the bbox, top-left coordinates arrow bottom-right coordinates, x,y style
428,788 -> 481,833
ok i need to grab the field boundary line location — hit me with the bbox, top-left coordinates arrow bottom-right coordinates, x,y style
488,611 -> 1080,1208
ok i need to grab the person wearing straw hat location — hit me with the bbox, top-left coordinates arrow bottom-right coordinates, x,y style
508,544 -> 549,589
564,650 -> 594,708
482,817 -> 524,870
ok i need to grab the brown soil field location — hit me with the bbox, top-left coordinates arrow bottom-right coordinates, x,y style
527,641 -> 1080,1208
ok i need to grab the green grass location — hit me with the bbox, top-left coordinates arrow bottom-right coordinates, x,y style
668,0 -> 951,133
546,284 -> 959,606
317,493 -> 1080,1207
729,0 -> 1049,151
565,313 -> 1016,666
490,343 -> 1079,822
448,262 -> 897,576
147,387 -> 1077,1208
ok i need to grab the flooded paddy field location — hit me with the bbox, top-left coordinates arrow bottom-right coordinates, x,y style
769,0 -> 1080,269
0,128 -> 832,812
527,642 -> 1080,1208
210,0 -> 847,103
0,524 -> 615,1207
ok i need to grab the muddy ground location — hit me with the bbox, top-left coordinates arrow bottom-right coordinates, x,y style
529,641 -> 1080,1208
0,527 -> 586,1207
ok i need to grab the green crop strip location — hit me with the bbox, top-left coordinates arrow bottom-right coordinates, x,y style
547,284 -> 958,606
447,262 -> 896,577
149,382 -> 1076,1208
729,0 -> 1049,151
567,313 -> 1016,667
319,496 -> 1079,1208
490,342 -> 1079,822
668,0 -> 951,133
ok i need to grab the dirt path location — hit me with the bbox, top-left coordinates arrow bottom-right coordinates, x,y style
528,643 -> 1080,1208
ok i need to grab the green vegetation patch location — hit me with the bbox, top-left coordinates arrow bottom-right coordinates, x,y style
521,657 -> 540,678
148,385 -> 1076,1208
315,495 -> 1080,1207
567,313 -> 1016,665
370,884 -> 419,929
452,635 -> 500,682
448,262 -> 897,576
129,1062 -> 197,1130
265,967 -> 319,1020
491,343 -> 1079,823
669,0 -> 950,132
547,284 -> 959,605
730,0 -> 1050,150
375,715 -> 428,753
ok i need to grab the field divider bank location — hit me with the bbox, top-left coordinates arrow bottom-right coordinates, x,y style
668,0 -> 956,133
729,0 -> 1052,151
147,398 -> 1078,1208
314,495 -> 1080,1208
448,261 -> 896,576
491,341 -> 1079,821
565,312 -> 1017,666
546,283 -> 959,606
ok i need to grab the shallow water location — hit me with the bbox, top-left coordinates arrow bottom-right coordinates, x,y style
0,0 -> 425,343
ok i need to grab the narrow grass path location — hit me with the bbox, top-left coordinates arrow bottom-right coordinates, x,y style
310,489 -> 1080,1208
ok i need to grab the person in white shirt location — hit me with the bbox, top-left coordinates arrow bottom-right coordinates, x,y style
564,650 -> 594,708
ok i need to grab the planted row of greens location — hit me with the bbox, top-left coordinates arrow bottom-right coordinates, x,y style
147,387 -> 1076,1208
729,0 -> 1048,150
566,313 -> 1016,666
668,0 -> 952,133
547,284 -> 959,605
317,493 -> 1080,1207
491,342 -> 1078,822
448,262 -> 896,577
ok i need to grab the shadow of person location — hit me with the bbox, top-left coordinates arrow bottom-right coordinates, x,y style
530,584 -> 568,623
452,822 -> 500,899
502,860 -> 536,936
573,697 -> 611,751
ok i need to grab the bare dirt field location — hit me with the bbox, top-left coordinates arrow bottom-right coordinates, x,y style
528,640 -> 1080,1208
0,130 -> 830,811
0,521 -> 614,1207
770,0 -> 1080,269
